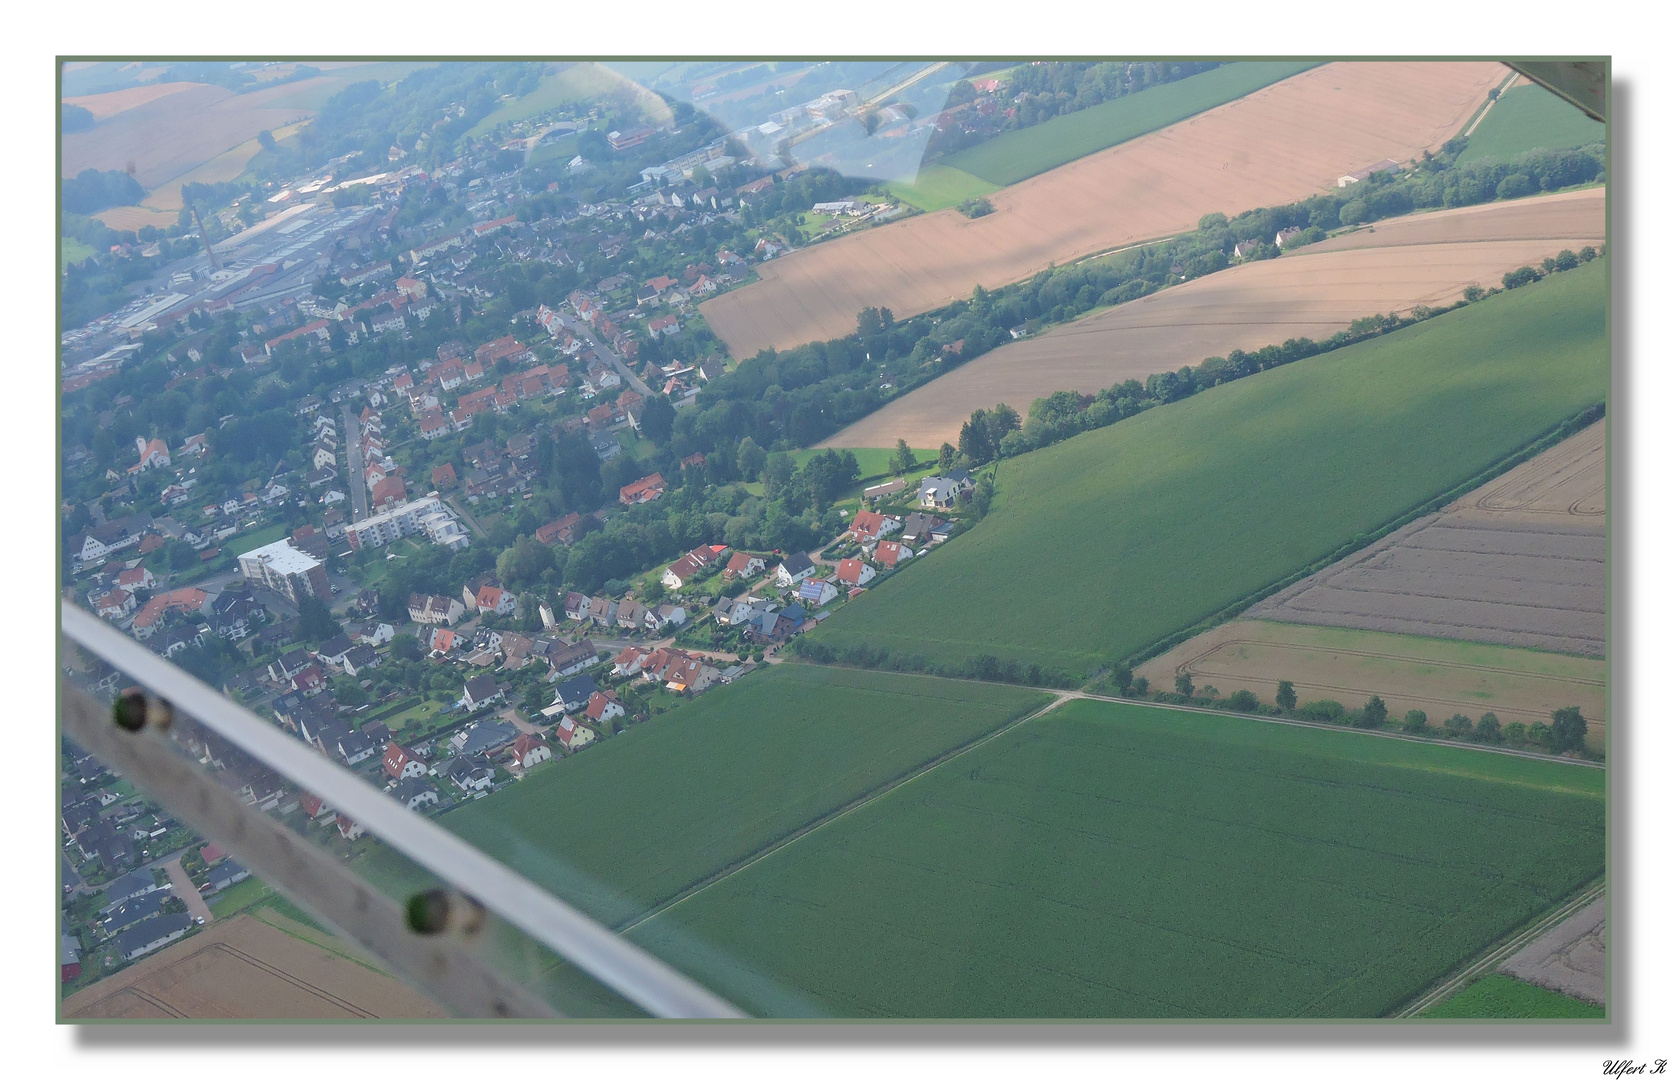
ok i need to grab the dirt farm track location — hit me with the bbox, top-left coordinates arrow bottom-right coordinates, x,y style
702,61 -> 1506,360
822,189 -> 1605,449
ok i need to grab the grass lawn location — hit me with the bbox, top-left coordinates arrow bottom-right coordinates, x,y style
61,236 -> 96,269
1421,974 -> 1603,1019
881,165 -> 999,213
381,697 -> 449,732
1459,82 -> 1605,165
942,61 -> 1319,187
226,523 -> 288,556
632,697 -> 1605,1018
357,665 -> 1048,927
811,262 -> 1608,678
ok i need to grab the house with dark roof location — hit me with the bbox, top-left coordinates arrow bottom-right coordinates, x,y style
550,674 -> 599,712
114,913 -> 193,960
462,674 -> 506,713
774,552 -> 815,588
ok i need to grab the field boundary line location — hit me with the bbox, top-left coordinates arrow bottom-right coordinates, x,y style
1179,638 -> 1606,687
1055,690 -> 1605,769
616,689 -> 1074,934
1392,879 -> 1605,1018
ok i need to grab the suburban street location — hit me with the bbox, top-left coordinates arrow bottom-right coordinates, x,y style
572,320 -> 651,396
340,406 -> 369,522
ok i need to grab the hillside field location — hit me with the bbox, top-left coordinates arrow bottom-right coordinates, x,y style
700,61 -> 1503,360
822,188 -> 1606,450
1421,974 -> 1603,1019
809,261 -> 1608,677
629,698 -> 1605,1017
1459,81 -> 1605,165
882,164 -> 999,213
358,665 -> 1048,926
942,61 -> 1320,187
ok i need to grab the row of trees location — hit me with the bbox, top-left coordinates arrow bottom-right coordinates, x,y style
1124,672 -> 1594,755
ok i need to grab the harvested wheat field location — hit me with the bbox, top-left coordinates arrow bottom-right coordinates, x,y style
822,189 -> 1605,448
1135,619 -> 1605,744
703,61 -> 1505,360
61,75 -> 340,190
61,913 -> 445,1020
1246,421 -> 1606,657
63,80 -> 203,122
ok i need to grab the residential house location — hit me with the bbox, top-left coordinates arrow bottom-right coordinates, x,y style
390,777 -> 440,810
798,578 -> 838,607
585,689 -> 625,726
724,551 -> 766,580
382,742 -> 428,782
536,512 -> 583,546
775,552 -> 816,588
850,510 -> 900,546
618,473 -> 667,505
918,471 -> 973,509
408,593 -> 465,626
562,592 -> 591,621
114,914 -> 193,961
511,734 -> 553,770
341,644 -> 381,677
554,714 -> 595,752
900,513 -> 945,546
874,540 -> 914,569
462,674 -> 506,713
449,717 -> 519,756
551,674 -> 599,712
834,558 -> 876,587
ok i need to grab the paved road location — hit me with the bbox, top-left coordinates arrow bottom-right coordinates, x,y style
161,854 -> 214,923
572,320 -> 651,396
341,407 -> 369,522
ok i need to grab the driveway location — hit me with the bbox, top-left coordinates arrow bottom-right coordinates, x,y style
573,321 -> 651,396
161,854 -> 214,923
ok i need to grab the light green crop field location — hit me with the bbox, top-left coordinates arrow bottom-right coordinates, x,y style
1421,974 -> 1603,1019
632,697 -> 1605,1018
881,165 -> 1000,213
811,262 -> 1608,677
1459,82 -> 1605,165
358,665 -> 1048,925
941,61 -> 1319,187
61,236 -> 96,269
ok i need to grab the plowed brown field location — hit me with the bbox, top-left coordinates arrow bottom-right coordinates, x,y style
61,913 -> 445,1020
703,61 -> 1506,360
1246,421 -> 1607,658
820,189 -> 1606,449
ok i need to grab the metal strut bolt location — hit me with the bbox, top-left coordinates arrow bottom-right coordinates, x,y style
112,689 -> 147,732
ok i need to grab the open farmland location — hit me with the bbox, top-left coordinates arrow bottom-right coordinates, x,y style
809,262 -> 1606,677
61,63 -> 429,195
700,61 -> 1504,360
358,665 -> 1048,927
822,189 -> 1605,449
1247,419 -> 1606,657
1422,975 -> 1603,1019
1134,620 -> 1606,745
940,61 -> 1320,187
1458,80 -> 1605,165
61,913 -> 445,1020
626,698 -> 1604,1018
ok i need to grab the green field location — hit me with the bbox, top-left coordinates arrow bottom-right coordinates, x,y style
359,665 -> 1049,925
463,65 -> 614,139
812,262 -> 1608,677
630,697 -> 1605,1018
882,165 -> 1000,213
941,61 -> 1320,188
1459,82 -> 1605,165
1421,974 -> 1604,1019
61,236 -> 95,269
226,523 -> 287,556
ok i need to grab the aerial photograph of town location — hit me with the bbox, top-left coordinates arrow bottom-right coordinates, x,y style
53,51 -> 1620,1039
